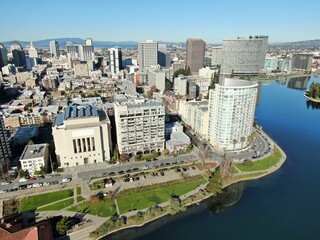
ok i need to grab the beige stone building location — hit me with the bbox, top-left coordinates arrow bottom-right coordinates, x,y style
52,104 -> 112,167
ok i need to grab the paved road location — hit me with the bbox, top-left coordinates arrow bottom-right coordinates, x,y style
77,153 -> 198,180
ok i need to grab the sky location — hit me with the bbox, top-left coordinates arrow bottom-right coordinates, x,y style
0,0 -> 318,43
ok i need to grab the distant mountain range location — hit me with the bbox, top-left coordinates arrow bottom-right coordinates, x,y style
1,38 -> 186,49
2,38 -> 320,49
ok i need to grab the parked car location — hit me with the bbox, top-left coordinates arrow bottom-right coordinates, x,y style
62,178 -> 72,183
43,182 -> 50,187
160,171 -> 165,176
19,178 -> 28,183
33,182 -> 43,188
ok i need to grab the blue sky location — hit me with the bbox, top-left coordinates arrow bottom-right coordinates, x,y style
0,0 -> 317,43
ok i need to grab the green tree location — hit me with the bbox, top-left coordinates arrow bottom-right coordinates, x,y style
240,136 -> 246,149
56,217 -> 70,235
174,68 -> 187,78
169,197 -> 186,215
186,66 -> 191,75
28,140 -> 34,145
206,170 -> 222,196
233,139 -> 238,150
113,145 -> 119,160
165,78 -> 173,91
162,148 -> 169,156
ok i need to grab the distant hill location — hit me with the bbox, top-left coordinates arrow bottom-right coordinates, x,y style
1,38 -> 139,49
270,39 -> 320,47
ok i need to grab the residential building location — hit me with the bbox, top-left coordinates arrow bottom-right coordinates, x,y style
42,75 -> 59,91
138,40 -> 158,71
19,144 -> 49,175
221,35 -> 268,75
0,116 -> 11,163
208,78 -> 258,151
85,38 -> 93,46
10,126 -> 39,146
174,76 -> 197,99
179,100 -> 209,139
165,121 -> 184,139
114,94 -> 165,155
199,66 -> 218,79
49,41 -> 60,58
166,131 -> 190,154
52,104 -> 112,167
186,38 -> 205,74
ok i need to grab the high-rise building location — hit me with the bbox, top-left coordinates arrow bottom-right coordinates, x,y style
85,38 -> 93,46
28,42 -> 38,58
221,35 -> 268,75
138,40 -> 158,71
212,46 -> 222,65
0,43 -> 8,70
208,78 -> 258,151
0,116 -> 12,163
108,47 -> 123,74
186,38 -> 205,74
52,104 -> 112,167
292,53 -> 313,71
12,49 -> 26,67
114,94 -> 165,155
49,40 -> 60,58
157,44 -> 171,68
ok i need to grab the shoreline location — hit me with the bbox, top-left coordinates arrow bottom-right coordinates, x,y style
95,131 -> 287,240
303,92 -> 320,103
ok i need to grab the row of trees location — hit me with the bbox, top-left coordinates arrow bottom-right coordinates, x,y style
232,132 -> 256,150
173,67 -> 192,78
306,82 -> 320,99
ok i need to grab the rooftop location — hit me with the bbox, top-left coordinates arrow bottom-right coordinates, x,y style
20,144 -> 48,160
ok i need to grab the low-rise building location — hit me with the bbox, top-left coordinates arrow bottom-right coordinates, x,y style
19,144 -> 49,175
166,131 -> 190,153
10,126 -> 39,146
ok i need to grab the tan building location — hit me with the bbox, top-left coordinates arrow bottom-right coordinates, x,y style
186,38 -> 205,74
52,104 -> 112,167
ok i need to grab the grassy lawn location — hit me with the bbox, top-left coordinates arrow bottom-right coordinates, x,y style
69,199 -> 117,217
77,196 -> 85,202
38,198 -> 74,211
117,176 -> 207,214
77,186 -> 81,195
235,147 -> 282,172
20,189 -> 74,211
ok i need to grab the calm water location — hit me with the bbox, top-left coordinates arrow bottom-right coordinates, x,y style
110,76 -> 320,240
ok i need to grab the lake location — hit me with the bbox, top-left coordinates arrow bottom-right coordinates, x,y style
108,76 -> 320,240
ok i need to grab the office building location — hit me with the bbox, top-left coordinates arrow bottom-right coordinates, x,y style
0,116 -> 11,163
0,43 -> 8,69
138,40 -> 158,71
12,49 -> 26,67
208,78 -> 258,151
292,53 -> 313,71
174,76 -> 197,99
74,62 -> 89,78
212,46 -> 222,65
19,143 -> 49,175
49,40 -> 60,58
52,104 -> 112,167
158,44 -> 170,68
28,42 -> 38,58
186,38 -> 205,74
42,75 -> 59,91
221,35 -> 268,75
108,47 -> 123,74
114,94 -> 165,155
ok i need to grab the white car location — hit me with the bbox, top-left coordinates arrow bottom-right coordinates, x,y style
19,178 -> 28,183
43,182 -> 50,187
32,182 -> 43,188
61,178 -> 72,183
142,166 -> 149,170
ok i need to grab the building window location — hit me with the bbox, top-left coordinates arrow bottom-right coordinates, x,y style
77,139 -> 82,152
91,137 -> 95,151
73,139 -> 77,153
87,137 -> 91,151
82,138 -> 86,152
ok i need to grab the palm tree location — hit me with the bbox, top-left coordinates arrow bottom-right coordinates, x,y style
240,136 -> 246,149
233,139 -> 238,151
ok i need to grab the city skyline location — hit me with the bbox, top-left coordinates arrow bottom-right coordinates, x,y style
0,0 -> 318,43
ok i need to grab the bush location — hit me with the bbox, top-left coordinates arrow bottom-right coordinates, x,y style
89,195 -> 100,203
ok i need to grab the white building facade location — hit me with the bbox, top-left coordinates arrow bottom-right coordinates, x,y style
208,78 -> 258,151
138,40 -> 158,71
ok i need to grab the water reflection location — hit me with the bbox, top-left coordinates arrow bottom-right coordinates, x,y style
207,182 -> 244,213
306,100 -> 320,110
276,76 -> 310,91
